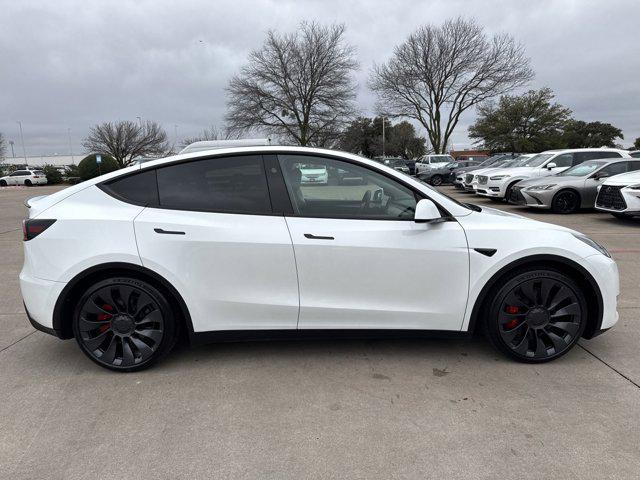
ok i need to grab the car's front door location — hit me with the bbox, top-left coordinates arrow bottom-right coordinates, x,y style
278,154 -> 469,331
133,155 -> 299,333
9,171 -> 27,185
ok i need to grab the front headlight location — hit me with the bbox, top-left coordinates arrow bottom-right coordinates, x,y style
527,184 -> 557,191
572,233 -> 611,258
490,175 -> 511,180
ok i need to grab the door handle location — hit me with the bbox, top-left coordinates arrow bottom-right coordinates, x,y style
154,228 -> 185,235
304,233 -> 334,240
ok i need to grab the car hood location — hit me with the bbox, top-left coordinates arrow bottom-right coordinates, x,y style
602,170 -> 640,186
463,205 -> 578,234
483,166 -> 536,177
517,175 -> 581,188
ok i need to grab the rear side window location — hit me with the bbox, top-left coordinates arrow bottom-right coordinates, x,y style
628,161 -> 640,171
103,169 -> 159,206
575,151 -> 621,164
156,155 -> 272,214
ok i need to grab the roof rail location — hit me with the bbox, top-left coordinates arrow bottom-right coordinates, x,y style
179,138 -> 272,154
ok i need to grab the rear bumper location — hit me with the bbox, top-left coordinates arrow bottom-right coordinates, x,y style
19,269 -> 66,334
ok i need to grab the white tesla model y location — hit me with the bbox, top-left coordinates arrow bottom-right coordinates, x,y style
20,146 -> 619,371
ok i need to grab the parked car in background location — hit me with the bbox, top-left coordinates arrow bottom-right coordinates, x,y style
382,158 -> 410,174
512,159 -> 640,213
20,145 -> 619,370
629,150 -> 640,158
595,168 -> 640,219
462,156 -> 528,192
415,154 -> 454,175
0,169 -> 48,187
418,160 -> 482,186
300,163 -> 329,184
481,148 -> 631,203
403,159 -> 416,176
453,156 -> 514,189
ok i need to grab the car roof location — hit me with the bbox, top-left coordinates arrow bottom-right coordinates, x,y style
539,147 -> 629,154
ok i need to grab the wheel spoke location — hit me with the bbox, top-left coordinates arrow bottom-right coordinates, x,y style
130,335 -> 154,359
543,330 -> 567,354
83,329 -> 111,351
136,328 -> 163,345
127,289 -> 140,315
548,321 -> 579,337
121,338 -> 136,366
500,321 -> 527,344
99,334 -> 118,364
551,302 -> 580,318
533,331 -> 548,358
78,316 -> 110,332
109,287 -> 127,313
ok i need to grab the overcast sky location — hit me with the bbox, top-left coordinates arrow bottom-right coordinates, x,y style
1,0 -> 639,157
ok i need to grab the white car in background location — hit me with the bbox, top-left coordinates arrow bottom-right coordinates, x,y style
481,148 -> 631,203
0,169 -> 48,187
462,156 -> 528,192
20,145 -> 619,371
595,169 -> 640,218
415,154 -> 454,175
299,163 -> 328,184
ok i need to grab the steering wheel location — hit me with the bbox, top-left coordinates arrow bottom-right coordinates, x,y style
360,190 -> 371,211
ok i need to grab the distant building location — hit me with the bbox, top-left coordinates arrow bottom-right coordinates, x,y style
449,149 -> 490,160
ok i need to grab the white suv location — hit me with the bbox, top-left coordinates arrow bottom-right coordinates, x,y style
415,154 -> 454,175
475,149 -> 631,202
0,169 -> 48,187
595,169 -> 640,218
20,146 -> 619,371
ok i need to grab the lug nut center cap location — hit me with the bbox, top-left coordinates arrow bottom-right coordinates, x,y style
112,315 -> 135,335
526,307 -> 550,328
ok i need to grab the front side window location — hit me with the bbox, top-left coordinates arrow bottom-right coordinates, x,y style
550,153 -> 573,168
600,162 -> 629,177
557,160 -> 606,177
11,170 -> 28,176
156,155 -> 271,214
278,155 -> 417,220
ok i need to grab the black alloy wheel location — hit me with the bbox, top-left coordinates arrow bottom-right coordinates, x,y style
24,179 -> 32,186
551,190 -> 580,214
430,175 -> 443,186
73,277 -> 177,371
485,269 -> 586,362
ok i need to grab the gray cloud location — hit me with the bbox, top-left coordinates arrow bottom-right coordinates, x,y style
1,0 -> 638,157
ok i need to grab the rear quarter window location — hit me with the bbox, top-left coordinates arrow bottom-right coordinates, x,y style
101,169 -> 159,206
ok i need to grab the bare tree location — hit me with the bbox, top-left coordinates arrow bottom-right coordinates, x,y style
83,121 -> 169,167
0,132 -> 5,159
370,17 -> 534,153
181,125 -> 239,148
226,22 -> 358,147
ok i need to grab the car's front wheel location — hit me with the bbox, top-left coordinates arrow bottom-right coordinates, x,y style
484,268 -> 587,362
551,190 -> 580,214
72,277 -> 178,372
429,175 -> 443,186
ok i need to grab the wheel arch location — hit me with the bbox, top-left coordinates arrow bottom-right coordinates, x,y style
467,254 -> 603,339
53,262 -> 194,341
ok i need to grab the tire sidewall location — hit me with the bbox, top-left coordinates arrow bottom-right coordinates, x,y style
552,190 -> 579,214
72,277 -> 177,372
485,269 -> 587,363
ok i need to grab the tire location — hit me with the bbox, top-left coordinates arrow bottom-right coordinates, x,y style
24,179 -> 32,186
72,277 -> 178,372
551,190 -> 580,214
0,180 -> 6,187
484,268 -> 587,363
430,175 -> 443,186
488,197 -> 502,202
504,181 -> 519,203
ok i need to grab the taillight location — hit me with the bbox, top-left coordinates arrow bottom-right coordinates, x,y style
22,219 -> 56,241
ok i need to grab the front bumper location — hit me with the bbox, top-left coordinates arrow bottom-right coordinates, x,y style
595,185 -> 640,215
584,253 -> 619,333
476,178 -> 509,198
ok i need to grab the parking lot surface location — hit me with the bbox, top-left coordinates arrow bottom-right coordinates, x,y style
1,184 -> 639,479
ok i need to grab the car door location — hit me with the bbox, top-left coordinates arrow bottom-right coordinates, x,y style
132,155 -> 299,333
9,170 -> 26,185
583,162 -> 630,206
277,153 -> 469,331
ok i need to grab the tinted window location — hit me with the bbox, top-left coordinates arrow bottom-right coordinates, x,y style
11,170 -> 29,176
600,162 -> 629,176
574,151 -> 621,164
104,169 -> 159,206
279,154 -> 417,220
631,151 -> 640,159
628,161 -> 640,171
156,155 -> 271,214
32,170 -> 45,175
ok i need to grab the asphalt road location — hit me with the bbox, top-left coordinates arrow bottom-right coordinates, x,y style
1,184 -> 639,479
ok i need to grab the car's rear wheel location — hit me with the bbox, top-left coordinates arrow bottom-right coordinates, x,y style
0,180 -> 6,187
430,175 -> 443,186
24,179 -> 32,186
72,277 -> 178,372
551,190 -> 579,214
484,269 -> 586,363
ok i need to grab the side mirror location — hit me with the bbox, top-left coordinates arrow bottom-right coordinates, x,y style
414,198 -> 442,223
593,171 -> 609,180
546,162 -> 557,170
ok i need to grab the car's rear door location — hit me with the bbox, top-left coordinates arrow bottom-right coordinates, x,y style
132,154 -> 299,333
277,153 -> 469,331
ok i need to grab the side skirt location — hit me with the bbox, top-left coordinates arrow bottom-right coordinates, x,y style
189,329 -> 471,346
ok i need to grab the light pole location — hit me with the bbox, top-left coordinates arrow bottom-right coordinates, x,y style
67,128 -> 75,163
381,116 -> 386,159
17,121 -> 27,162
9,140 -> 15,158
136,116 -> 143,127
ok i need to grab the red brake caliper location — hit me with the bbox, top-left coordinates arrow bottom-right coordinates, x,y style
97,304 -> 113,333
504,306 -> 521,329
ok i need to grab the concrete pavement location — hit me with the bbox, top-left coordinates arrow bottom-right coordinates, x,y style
1,184 -> 639,479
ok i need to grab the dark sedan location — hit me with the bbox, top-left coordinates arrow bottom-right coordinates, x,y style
418,160 -> 482,185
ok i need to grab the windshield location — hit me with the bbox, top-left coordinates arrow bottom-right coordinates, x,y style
519,153 -> 554,167
557,160 -> 607,176
413,176 -> 475,211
